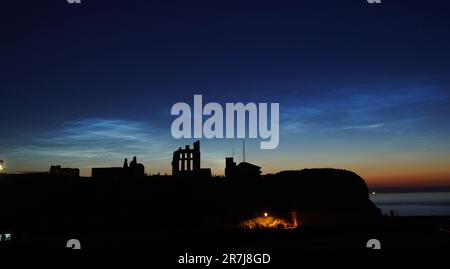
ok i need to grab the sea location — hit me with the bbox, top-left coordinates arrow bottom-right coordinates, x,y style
370,192 -> 450,216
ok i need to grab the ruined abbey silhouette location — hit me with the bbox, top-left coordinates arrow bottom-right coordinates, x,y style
49,140 -> 263,180
171,141 -> 212,178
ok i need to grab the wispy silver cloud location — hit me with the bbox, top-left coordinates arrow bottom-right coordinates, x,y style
281,85 -> 450,135
3,118 -> 173,174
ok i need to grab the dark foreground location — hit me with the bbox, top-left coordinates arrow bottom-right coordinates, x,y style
0,172 -> 449,249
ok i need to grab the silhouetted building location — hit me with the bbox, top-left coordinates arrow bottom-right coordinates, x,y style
172,141 -> 211,178
129,156 -> 145,177
92,156 -> 145,178
225,157 -> 261,178
49,165 -> 80,178
225,157 -> 236,178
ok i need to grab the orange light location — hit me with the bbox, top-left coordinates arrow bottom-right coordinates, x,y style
241,213 -> 298,230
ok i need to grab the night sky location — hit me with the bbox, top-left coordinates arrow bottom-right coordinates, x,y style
2,0 -> 450,187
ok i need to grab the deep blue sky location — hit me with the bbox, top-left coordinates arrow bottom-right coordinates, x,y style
1,0 -> 450,186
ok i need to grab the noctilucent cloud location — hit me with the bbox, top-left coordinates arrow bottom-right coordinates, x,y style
1,0 -> 450,187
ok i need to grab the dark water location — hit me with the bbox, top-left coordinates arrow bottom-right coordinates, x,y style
370,192 -> 450,216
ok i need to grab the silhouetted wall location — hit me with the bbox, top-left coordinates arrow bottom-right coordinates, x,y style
49,165 -> 79,178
